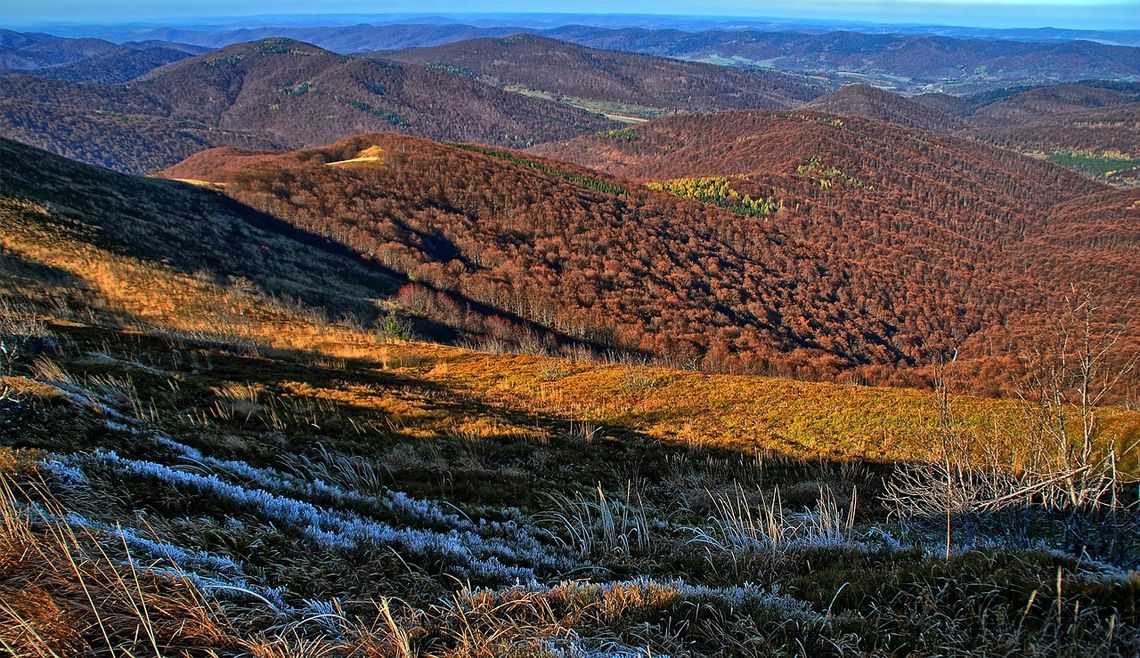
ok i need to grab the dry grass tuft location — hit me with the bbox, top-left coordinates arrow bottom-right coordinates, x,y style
0,475 -> 236,657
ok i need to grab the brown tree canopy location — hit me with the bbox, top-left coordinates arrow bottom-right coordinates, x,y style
163,115 -> 1139,395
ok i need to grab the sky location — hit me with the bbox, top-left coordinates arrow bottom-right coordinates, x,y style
3,1 -> 1139,31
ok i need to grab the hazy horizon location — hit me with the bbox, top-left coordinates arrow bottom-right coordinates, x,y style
4,2 -> 1139,32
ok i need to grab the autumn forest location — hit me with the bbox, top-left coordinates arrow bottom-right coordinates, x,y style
1,11 -> 1139,658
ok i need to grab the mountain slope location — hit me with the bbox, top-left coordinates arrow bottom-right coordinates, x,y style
160,124 -> 1138,394
531,110 -> 1138,390
804,84 -> 966,132
387,34 -> 823,116
0,77 -> 287,176
4,136 -> 1137,658
0,137 -> 397,324
0,38 -> 615,173
161,132 -> 937,382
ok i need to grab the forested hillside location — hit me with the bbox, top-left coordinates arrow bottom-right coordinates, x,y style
816,81 -> 1140,157
0,38 -> 614,173
531,110 -> 1139,391
162,119 -> 1138,394
387,35 -> 823,116
961,83 -> 1140,161
805,84 -> 967,132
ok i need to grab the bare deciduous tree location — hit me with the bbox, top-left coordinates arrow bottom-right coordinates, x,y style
883,290 -> 1138,555
1020,290 -> 1136,509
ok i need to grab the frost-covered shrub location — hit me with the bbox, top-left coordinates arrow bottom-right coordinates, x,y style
51,449 -> 573,584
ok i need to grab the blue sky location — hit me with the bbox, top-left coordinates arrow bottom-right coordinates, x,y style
4,1 -> 1139,30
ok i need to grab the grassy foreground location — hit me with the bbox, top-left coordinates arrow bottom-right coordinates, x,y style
1,144 -> 1138,655
1,263 -> 1138,656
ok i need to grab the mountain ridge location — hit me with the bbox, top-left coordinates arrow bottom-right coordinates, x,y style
0,37 -> 616,173
386,34 -> 825,115
153,116 -> 1138,394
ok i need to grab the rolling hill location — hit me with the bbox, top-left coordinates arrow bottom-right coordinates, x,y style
0,37 -> 615,174
783,82 -> 1139,183
24,44 -> 204,83
545,26 -> 1140,93
804,84 -> 967,132
958,82 -> 1140,160
980,101 -> 1140,176
817,81 -> 1140,140
0,78 -> 288,175
157,118 -> 1138,396
0,29 -> 121,71
2,134 -> 1138,658
0,30 -> 207,82
532,110 -> 1139,391
959,81 -> 1140,126
386,34 -> 824,118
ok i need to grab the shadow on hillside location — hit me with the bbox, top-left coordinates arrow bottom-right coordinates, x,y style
55,322 -> 438,393
29,317 -> 893,505
7,138 -> 637,356
0,250 -> 90,307
11,320 -> 1139,570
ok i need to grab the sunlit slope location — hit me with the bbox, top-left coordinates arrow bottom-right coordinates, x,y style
533,110 -> 1140,395
2,137 -> 1138,658
3,137 -> 1138,469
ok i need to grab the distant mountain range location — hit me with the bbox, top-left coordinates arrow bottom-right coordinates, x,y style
3,28 -> 1136,179
12,21 -> 1136,94
37,15 -> 1140,47
0,29 -> 207,82
111,23 -> 526,54
0,38 -> 615,173
542,26 -> 1140,94
386,34 -> 824,116
18,22 -> 1135,94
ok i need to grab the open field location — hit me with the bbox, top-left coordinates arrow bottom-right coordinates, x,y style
1047,150 -> 1140,182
